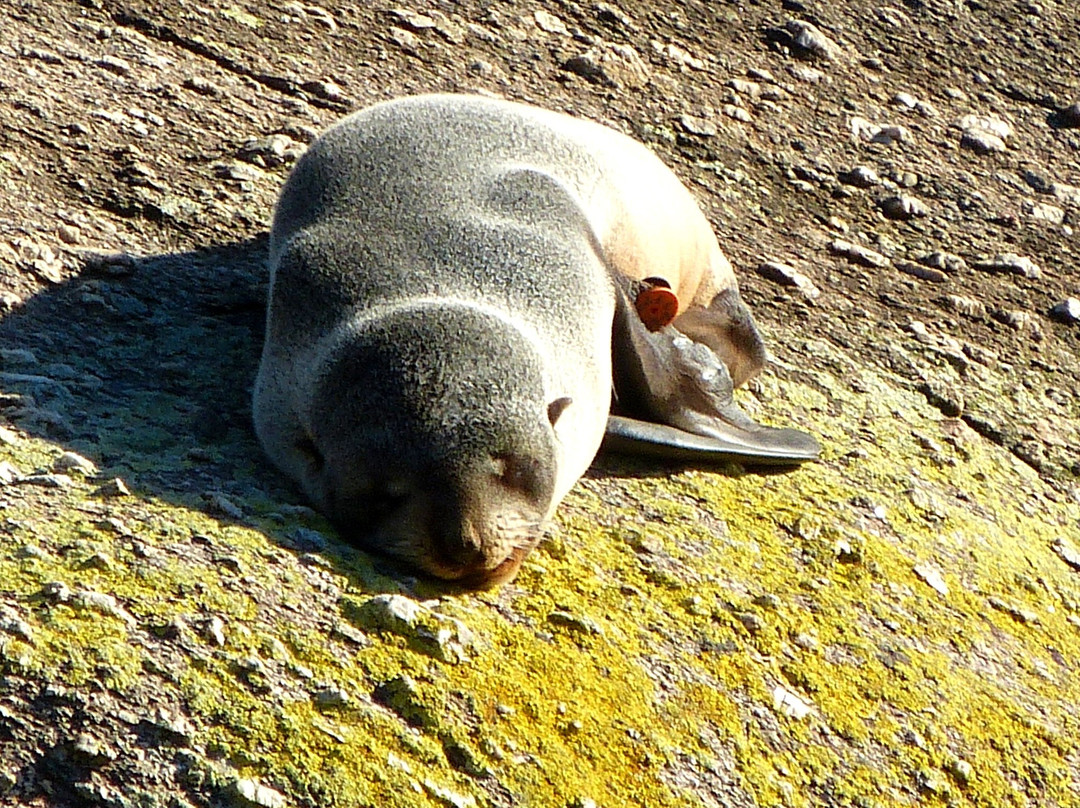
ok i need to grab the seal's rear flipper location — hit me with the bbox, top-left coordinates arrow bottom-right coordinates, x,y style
603,415 -> 820,465
610,277 -> 820,465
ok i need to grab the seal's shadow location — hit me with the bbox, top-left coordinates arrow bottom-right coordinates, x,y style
0,239 -> 404,591
0,241 -> 767,593
1,239 -> 272,498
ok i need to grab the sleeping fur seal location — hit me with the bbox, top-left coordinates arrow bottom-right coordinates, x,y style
253,94 -> 819,587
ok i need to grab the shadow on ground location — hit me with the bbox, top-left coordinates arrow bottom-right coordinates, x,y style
0,238 -> 272,497
0,240 -> 436,586
0,240 -> 797,598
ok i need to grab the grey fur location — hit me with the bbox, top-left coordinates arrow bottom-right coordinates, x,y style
254,94 -> 818,586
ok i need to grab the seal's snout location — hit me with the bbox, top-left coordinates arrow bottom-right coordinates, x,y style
416,451 -> 552,588
430,520 -> 533,589
431,517 -> 488,574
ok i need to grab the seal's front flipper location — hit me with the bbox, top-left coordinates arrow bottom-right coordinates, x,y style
610,278 -> 820,464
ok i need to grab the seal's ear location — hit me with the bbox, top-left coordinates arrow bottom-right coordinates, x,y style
608,276 -> 820,464
547,396 -> 572,426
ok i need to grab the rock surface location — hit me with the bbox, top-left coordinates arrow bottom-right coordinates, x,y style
1,1 -> 1079,807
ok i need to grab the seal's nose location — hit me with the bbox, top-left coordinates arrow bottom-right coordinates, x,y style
433,520 -> 487,573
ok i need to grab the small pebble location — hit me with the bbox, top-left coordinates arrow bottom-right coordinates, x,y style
756,261 -> 821,299
784,20 -> 842,61
892,91 -> 918,109
549,611 -> 603,636
533,10 -> 568,35
204,616 -> 227,646
238,133 -> 304,167
82,251 -> 138,277
53,451 -> 97,476
679,114 -> 717,137
1052,538 -> 1080,570
1060,101 -> 1080,128
81,552 -> 114,572
214,161 -> 263,183
736,612 -> 763,633
467,59 -> 494,76
948,758 -> 973,786
850,117 -> 909,145
829,239 -> 889,268
233,778 -> 286,808
71,591 -> 136,625
961,129 -> 1006,155
919,380 -> 964,417
595,3 -> 635,31
788,64 -> 824,83
958,114 -> 1012,139
895,261 -> 947,283
97,55 -> 131,75
18,473 -> 73,488
1023,201 -> 1065,225
913,563 -> 949,596
390,8 -> 435,30
388,27 -> 420,52
206,491 -> 244,519
914,100 -> 938,117
772,685 -> 813,719
722,104 -> 752,123
943,295 -> 986,318
1052,182 -> 1080,207
919,251 -> 967,273
993,309 -> 1043,339
987,597 -> 1039,625
1049,298 -> 1080,324
95,477 -> 131,497
726,78 -> 760,97
314,684 -> 351,709
57,224 -> 81,245
839,166 -> 879,188
563,43 -> 650,89
182,76 -> 222,96
879,195 -> 928,220
0,461 -> 19,485
651,40 -> 705,71
962,342 -> 997,366
972,253 -> 1041,279
752,593 -> 781,610
1022,169 -> 1054,194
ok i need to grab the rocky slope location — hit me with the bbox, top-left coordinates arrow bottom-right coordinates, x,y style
1,0 -> 1079,806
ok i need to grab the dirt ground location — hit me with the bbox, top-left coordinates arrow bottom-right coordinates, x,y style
1,0 -> 1079,806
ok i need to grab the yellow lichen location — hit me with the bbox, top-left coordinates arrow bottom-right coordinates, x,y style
2,346 -> 1080,807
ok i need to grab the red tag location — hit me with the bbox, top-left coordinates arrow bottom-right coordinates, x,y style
634,286 -> 679,331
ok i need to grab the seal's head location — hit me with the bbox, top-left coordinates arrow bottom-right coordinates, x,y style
296,303 -> 569,588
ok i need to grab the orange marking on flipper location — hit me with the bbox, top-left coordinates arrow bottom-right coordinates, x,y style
634,286 -> 679,331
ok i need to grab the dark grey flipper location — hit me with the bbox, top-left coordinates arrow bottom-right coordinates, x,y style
672,286 -> 768,389
608,277 -> 820,465
603,415 -> 820,465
